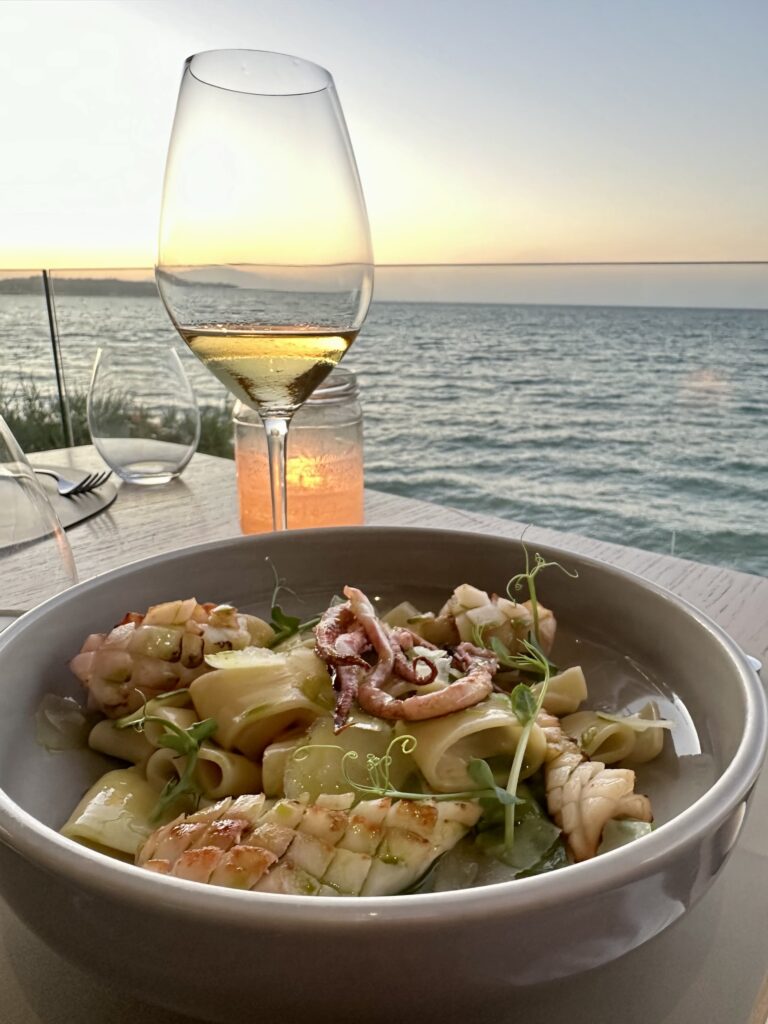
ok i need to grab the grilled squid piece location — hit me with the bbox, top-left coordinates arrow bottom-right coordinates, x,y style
437,584 -> 558,657
69,600 -> 275,718
538,711 -> 652,861
137,792 -> 481,897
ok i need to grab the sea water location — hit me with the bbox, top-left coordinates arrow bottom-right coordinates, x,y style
2,293 -> 766,575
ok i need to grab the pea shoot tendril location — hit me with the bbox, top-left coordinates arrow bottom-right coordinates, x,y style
291,735 -> 517,806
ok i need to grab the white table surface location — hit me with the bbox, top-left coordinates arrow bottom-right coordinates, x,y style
3,447 -> 767,1024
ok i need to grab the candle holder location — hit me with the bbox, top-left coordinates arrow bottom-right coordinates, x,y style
234,367 -> 364,533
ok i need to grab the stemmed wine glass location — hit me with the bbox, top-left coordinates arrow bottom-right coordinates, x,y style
156,49 -> 373,529
0,415 -> 77,628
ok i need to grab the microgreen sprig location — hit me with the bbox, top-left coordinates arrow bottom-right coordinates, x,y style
501,647 -> 551,857
265,558 -> 321,647
506,542 -> 578,649
491,635 -> 556,679
292,735 -> 518,806
114,699 -> 217,822
470,621 -> 489,650
499,541 -> 577,856
471,624 -> 553,682
508,681 -> 539,724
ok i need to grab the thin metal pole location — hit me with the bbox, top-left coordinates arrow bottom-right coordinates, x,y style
42,270 -> 74,448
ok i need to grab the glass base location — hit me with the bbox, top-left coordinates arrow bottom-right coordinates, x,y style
92,438 -> 194,487
114,462 -> 181,486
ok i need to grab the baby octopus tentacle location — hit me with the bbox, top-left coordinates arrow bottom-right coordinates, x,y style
407,656 -> 439,684
391,652 -> 438,685
315,603 -> 369,668
387,625 -> 439,683
314,617 -> 369,732
357,648 -> 497,721
342,586 -> 498,722
389,633 -> 438,686
335,625 -> 370,662
452,641 -> 497,672
333,664 -> 363,732
388,627 -> 438,652
343,586 -> 395,690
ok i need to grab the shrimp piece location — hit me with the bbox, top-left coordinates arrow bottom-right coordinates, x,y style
538,711 -> 652,861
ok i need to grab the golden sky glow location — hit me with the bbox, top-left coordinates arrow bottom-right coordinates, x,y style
1,0 -> 767,270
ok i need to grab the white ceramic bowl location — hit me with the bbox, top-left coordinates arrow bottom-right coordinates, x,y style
0,528 -> 764,1023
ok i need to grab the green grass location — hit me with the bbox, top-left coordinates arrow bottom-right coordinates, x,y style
0,380 -> 235,459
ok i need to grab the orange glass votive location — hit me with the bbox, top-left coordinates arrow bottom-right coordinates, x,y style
234,367 -> 364,533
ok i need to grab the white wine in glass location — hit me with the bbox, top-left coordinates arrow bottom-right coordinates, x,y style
156,50 -> 373,529
177,325 -> 358,411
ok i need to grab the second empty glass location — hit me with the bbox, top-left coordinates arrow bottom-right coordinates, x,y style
87,345 -> 200,485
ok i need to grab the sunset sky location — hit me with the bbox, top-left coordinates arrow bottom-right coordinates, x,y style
1,0 -> 767,270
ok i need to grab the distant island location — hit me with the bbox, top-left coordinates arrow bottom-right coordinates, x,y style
0,275 -> 159,297
0,272 -> 242,296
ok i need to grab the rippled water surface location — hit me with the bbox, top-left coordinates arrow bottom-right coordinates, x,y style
358,302 -> 767,575
3,294 -> 767,575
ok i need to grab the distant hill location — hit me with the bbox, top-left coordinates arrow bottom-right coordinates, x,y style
0,275 -> 159,296
0,274 -> 242,296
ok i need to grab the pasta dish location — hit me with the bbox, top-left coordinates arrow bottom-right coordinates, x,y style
57,554 -> 670,896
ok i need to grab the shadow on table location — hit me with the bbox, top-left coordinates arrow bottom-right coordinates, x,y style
2,876 -> 727,1024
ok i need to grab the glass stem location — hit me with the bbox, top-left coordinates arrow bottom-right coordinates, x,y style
263,415 -> 292,531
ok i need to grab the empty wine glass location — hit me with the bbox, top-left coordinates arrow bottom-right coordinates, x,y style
156,49 -> 373,529
87,345 -> 200,485
0,414 -> 77,627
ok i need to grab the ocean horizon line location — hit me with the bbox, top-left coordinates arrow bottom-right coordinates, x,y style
2,273 -> 767,312
2,259 -> 768,273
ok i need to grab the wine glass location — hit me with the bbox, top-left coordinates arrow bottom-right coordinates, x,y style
155,49 -> 373,529
0,414 -> 77,628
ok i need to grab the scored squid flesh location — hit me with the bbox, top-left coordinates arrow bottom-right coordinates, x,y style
538,710 -> 652,861
137,791 -> 481,897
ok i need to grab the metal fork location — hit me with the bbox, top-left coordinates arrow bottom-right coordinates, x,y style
33,468 -> 112,497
